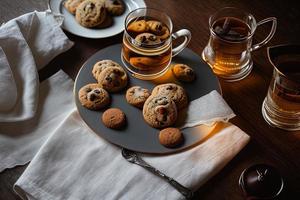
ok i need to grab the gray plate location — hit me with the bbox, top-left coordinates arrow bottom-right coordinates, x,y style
74,44 -> 221,154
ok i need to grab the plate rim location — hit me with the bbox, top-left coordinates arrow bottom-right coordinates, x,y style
47,0 -> 146,39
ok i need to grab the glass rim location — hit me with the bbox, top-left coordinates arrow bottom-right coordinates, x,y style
124,7 -> 173,47
267,44 -> 300,84
209,7 -> 257,43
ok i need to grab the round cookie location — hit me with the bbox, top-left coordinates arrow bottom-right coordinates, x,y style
172,64 -> 196,82
159,127 -> 184,148
104,0 -> 125,16
126,86 -> 151,108
152,83 -> 188,110
143,96 -> 177,128
92,60 -> 122,81
97,66 -> 128,92
102,108 -> 126,129
127,20 -> 148,33
146,20 -> 164,35
135,33 -> 161,46
78,83 -> 110,110
75,0 -> 107,28
64,0 -> 85,15
157,26 -> 170,40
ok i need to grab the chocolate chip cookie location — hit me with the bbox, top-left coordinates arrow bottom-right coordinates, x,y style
64,0 -> 85,15
172,64 -> 196,82
102,108 -> 126,129
159,127 -> 184,148
78,83 -> 110,110
146,20 -> 164,35
104,0 -> 125,16
152,83 -> 188,110
126,86 -> 151,108
127,19 -> 148,33
75,0 -> 107,28
143,96 -> 177,128
97,66 -> 128,92
92,59 -> 122,81
135,33 -> 161,46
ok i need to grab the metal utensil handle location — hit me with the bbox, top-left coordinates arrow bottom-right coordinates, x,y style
136,157 -> 194,199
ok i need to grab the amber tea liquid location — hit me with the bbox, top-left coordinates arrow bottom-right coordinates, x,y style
263,61 -> 300,130
203,17 -> 252,78
122,17 -> 172,78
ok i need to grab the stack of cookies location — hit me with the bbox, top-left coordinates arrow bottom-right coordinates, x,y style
143,83 -> 188,128
78,59 -> 128,129
142,83 -> 189,148
64,0 -> 125,28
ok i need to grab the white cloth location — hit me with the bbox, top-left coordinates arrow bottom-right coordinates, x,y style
0,11 -> 73,122
14,111 -> 250,200
0,47 -> 18,111
0,70 -> 75,172
0,10 -> 74,171
179,90 -> 236,128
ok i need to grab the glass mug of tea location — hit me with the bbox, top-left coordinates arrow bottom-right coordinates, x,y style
121,8 -> 191,80
262,45 -> 300,131
202,7 -> 277,81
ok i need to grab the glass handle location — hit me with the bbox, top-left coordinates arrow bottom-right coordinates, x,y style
172,29 -> 192,57
250,17 -> 277,51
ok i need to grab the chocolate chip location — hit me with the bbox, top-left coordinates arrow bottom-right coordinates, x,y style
93,89 -> 101,94
105,76 -> 112,82
113,80 -> 120,86
156,24 -> 162,31
186,69 -> 194,76
156,107 -> 166,114
158,121 -> 165,126
85,88 -> 92,92
88,93 -> 96,101
166,86 -> 173,90
112,0 -> 120,5
162,113 -> 168,121
148,35 -> 157,41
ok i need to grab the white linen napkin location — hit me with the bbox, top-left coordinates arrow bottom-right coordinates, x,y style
0,70 -> 75,172
0,47 -> 18,111
14,111 -> 249,200
0,11 -> 73,122
179,90 -> 236,128
13,90 -> 249,200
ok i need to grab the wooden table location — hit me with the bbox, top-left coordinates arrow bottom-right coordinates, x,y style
1,0 -> 299,199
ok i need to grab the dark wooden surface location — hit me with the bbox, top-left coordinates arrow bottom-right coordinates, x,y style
1,0 -> 300,199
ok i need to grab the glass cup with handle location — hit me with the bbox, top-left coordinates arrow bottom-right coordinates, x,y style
262,44 -> 300,131
121,8 -> 191,80
202,7 -> 277,81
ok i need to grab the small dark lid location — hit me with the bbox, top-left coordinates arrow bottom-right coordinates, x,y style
239,164 -> 284,199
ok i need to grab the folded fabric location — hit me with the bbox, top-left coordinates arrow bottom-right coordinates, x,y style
14,111 -> 250,200
0,47 -> 18,111
1,10 -> 73,70
178,90 -> 236,128
0,11 -> 73,122
0,20 -> 39,121
0,70 -> 75,172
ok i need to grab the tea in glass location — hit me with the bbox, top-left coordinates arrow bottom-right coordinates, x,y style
202,7 -> 277,81
205,17 -> 252,77
121,8 -> 191,80
262,45 -> 300,131
122,17 -> 172,75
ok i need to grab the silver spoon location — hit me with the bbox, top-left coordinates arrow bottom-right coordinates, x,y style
121,148 -> 194,199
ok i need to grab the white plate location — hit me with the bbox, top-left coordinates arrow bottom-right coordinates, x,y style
48,0 -> 146,38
